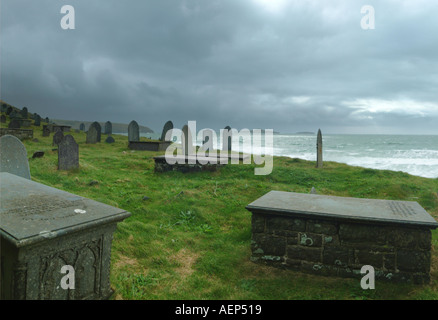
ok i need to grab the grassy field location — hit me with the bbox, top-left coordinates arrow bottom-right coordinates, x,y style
17,125 -> 438,300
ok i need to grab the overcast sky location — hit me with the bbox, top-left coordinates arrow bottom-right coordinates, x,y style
1,0 -> 438,134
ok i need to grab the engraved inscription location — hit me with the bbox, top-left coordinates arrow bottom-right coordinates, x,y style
389,201 -> 417,218
3,195 -> 85,221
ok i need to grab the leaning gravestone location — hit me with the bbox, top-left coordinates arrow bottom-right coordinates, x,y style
8,119 -> 21,129
1,114 -> 6,123
86,125 -> 98,144
128,120 -> 139,142
0,135 -> 31,180
90,122 -> 102,142
104,121 -> 112,135
58,135 -> 79,171
105,135 -> 115,144
79,123 -> 85,131
52,130 -> 64,146
160,120 -> 173,142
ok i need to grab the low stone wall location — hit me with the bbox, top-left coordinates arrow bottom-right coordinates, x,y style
246,191 -> 437,284
0,128 -> 33,140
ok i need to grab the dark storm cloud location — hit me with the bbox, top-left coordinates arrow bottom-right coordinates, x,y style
1,0 -> 437,134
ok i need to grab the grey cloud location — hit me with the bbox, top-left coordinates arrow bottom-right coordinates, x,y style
1,0 -> 437,134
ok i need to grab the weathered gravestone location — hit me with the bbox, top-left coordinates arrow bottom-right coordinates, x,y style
90,122 -> 102,142
105,135 -> 115,144
45,117 -> 49,123
1,114 -> 6,123
21,107 -> 28,119
104,121 -> 112,135
247,191 -> 438,284
316,129 -> 323,169
42,126 -> 50,137
86,125 -> 98,144
34,115 -> 41,126
182,124 -> 194,156
6,107 -> 12,115
52,130 -> 64,147
222,126 -> 232,152
0,172 -> 131,299
58,135 -> 79,171
160,121 -> 173,142
0,135 -> 31,180
8,119 -> 21,129
9,110 -> 19,120
128,120 -> 139,142
79,123 -> 85,131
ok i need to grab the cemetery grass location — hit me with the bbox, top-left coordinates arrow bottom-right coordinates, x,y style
24,128 -> 438,300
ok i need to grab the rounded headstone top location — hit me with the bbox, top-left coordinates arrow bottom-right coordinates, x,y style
0,135 -> 31,180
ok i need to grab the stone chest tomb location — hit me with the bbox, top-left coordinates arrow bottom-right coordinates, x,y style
0,172 -> 131,299
246,191 -> 438,284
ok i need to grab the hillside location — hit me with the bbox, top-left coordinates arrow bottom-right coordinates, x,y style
52,119 -> 154,134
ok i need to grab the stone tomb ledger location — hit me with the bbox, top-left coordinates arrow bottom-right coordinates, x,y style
246,191 -> 438,284
0,172 -> 131,300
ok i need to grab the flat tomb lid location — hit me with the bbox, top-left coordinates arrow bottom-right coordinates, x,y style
0,172 -> 131,247
246,190 -> 438,228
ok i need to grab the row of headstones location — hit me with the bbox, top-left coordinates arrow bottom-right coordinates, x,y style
84,121 -> 115,144
127,120 -> 173,142
0,133 -> 78,179
1,105 -> 48,126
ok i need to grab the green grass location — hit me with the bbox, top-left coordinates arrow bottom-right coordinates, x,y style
19,125 -> 438,300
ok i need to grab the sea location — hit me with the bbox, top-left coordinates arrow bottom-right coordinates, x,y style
132,132 -> 438,179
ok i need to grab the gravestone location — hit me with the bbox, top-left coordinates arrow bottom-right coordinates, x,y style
247,191 -> 438,284
1,114 -> 6,123
1,103 -> 7,112
21,107 -> 28,119
0,172 -> 131,300
160,120 -> 173,141
42,126 -> 50,137
8,119 -> 21,129
45,117 -> 49,123
86,125 -> 98,144
105,135 -> 115,144
182,125 -> 194,156
90,122 -> 102,142
52,130 -> 64,146
34,115 -> 41,126
6,107 -> 12,115
104,121 -> 112,135
9,111 -> 19,120
223,126 -> 232,152
79,123 -> 85,131
128,120 -> 139,142
0,135 -> 31,180
58,135 -> 79,170
316,129 -> 323,168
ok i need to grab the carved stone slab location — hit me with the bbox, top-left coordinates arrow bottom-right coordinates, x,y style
0,172 -> 131,247
246,190 -> 438,228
